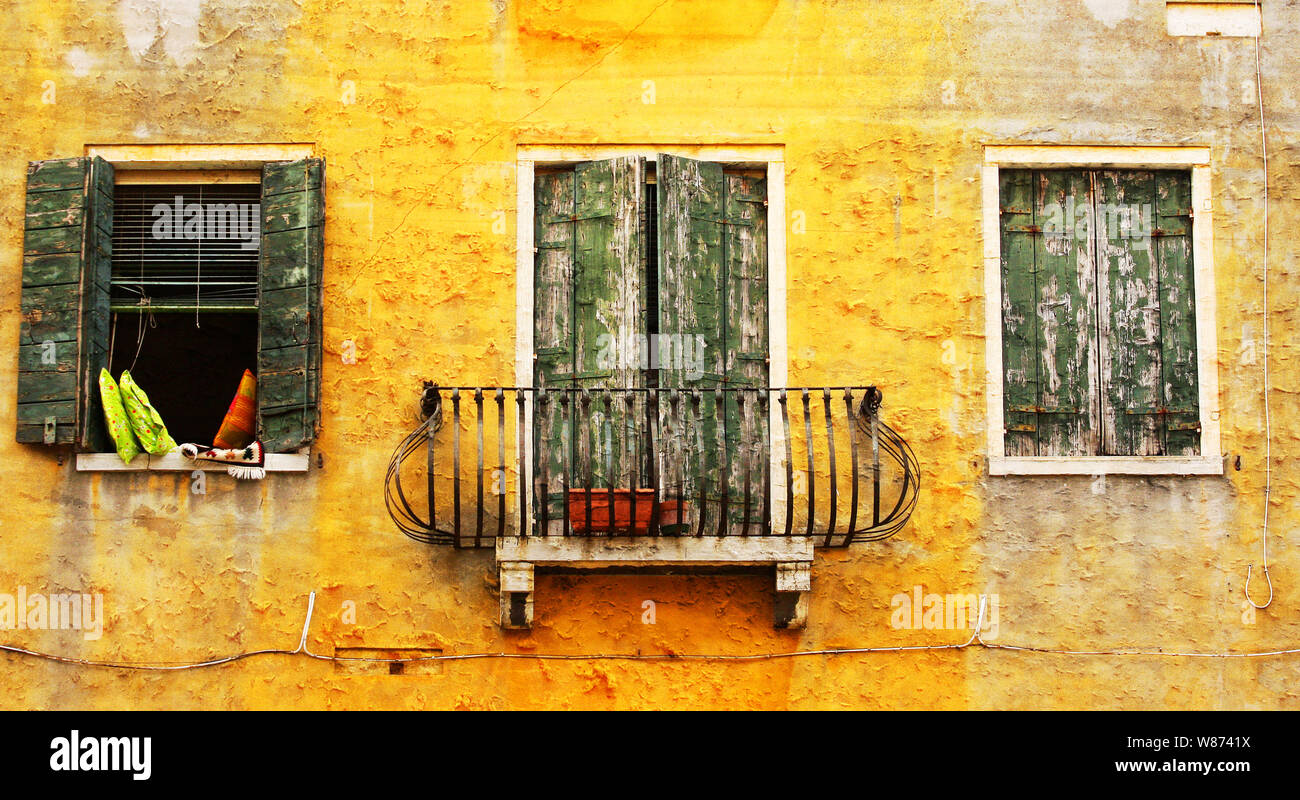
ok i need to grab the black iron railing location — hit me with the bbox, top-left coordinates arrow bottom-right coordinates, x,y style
386,386 -> 918,548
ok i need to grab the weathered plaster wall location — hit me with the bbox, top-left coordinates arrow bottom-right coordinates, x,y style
0,0 -> 1296,709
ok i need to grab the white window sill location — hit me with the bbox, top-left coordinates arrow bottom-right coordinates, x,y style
989,455 -> 1223,476
76,451 -> 310,473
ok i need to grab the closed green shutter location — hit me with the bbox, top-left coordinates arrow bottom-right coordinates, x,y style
999,169 -> 1097,456
533,157 -> 645,524
1000,168 -> 1200,458
258,157 -> 324,452
17,156 -> 112,449
1099,170 -> 1199,456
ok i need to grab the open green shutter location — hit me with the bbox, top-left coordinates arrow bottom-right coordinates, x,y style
999,169 -> 1097,457
18,156 -> 112,448
533,158 -> 645,525
658,155 -> 768,528
258,157 -> 324,452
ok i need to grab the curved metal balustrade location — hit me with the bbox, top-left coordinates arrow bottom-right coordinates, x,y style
386,385 -> 918,548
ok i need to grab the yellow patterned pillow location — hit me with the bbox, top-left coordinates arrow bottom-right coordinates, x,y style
118,371 -> 178,456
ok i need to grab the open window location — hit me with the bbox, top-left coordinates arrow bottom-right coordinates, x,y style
17,154 -> 324,463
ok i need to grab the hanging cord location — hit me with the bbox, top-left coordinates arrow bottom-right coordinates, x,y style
128,298 -> 155,375
1245,0 -> 1273,610
195,184 -> 203,329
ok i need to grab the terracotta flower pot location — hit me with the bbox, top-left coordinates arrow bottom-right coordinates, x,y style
567,488 -> 687,534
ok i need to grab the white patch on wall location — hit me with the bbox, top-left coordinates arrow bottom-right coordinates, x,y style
1167,2 -> 1262,37
118,0 -> 205,67
1081,0 -> 1134,28
65,47 -> 97,77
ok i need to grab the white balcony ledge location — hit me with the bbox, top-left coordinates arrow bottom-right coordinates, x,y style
495,535 -> 814,630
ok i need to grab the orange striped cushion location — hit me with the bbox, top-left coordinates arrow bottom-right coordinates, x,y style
213,369 -> 257,449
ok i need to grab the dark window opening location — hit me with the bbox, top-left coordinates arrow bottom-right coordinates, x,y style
107,313 -> 258,446
108,182 -> 261,447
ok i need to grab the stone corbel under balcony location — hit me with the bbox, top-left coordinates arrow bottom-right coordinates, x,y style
495,536 -> 814,630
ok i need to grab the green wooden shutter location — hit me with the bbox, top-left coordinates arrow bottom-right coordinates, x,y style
721,170 -> 768,529
533,157 -> 645,525
658,155 -> 768,529
258,157 -> 324,452
1099,170 -> 1199,456
999,169 -> 1098,457
1154,171 -> 1200,455
18,156 -> 112,449
999,169 -> 1039,456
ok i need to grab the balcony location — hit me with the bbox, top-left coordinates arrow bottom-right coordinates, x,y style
386,385 -> 918,628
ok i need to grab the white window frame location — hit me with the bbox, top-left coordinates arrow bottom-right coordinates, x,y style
514,144 -> 789,528
982,145 -> 1223,476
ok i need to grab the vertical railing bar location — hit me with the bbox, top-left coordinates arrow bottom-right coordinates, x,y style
872,405 -> 881,527
674,390 -> 685,534
426,387 -> 438,541
693,390 -> 707,538
823,387 -> 837,548
561,392 -> 571,537
516,389 -> 527,537
626,391 -> 638,537
845,388 -> 860,544
605,391 -> 616,536
539,390 -> 551,536
648,389 -> 662,537
739,390 -> 752,537
715,388 -> 727,538
474,388 -> 485,548
582,389 -> 593,538
496,388 -> 506,541
802,388 -> 815,539
780,390 -> 793,538
759,390 -> 770,536
451,388 -> 462,547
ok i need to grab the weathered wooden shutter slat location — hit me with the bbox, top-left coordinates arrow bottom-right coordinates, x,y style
1155,171 -> 1200,454
1098,170 -> 1165,456
572,157 -> 645,491
533,158 -> 645,526
999,169 -> 1041,455
658,155 -> 768,529
258,157 -> 324,452
17,156 -> 112,448
658,154 -> 725,523
533,169 -> 576,525
722,170 -> 768,529
1033,169 -> 1097,456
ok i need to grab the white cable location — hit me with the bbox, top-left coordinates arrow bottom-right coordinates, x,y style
1245,0 -> 1273,610
4,592 -> 1300,671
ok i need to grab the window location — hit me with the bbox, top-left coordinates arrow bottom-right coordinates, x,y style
983,146 -> 1222,475
17,150 -> 324,465
109,181 -> 261,444
518,146 -> 787,529
531,154 -> 769,529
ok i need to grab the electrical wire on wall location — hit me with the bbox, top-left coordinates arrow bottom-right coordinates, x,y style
7,593 -> 1300,673
1244,0 -> 1274,610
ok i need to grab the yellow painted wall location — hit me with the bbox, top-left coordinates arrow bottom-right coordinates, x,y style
0,0 -> 1297,709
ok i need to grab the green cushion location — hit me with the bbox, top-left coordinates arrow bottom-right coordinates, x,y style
99,369 -> 142,465
118,370 -> 178,456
